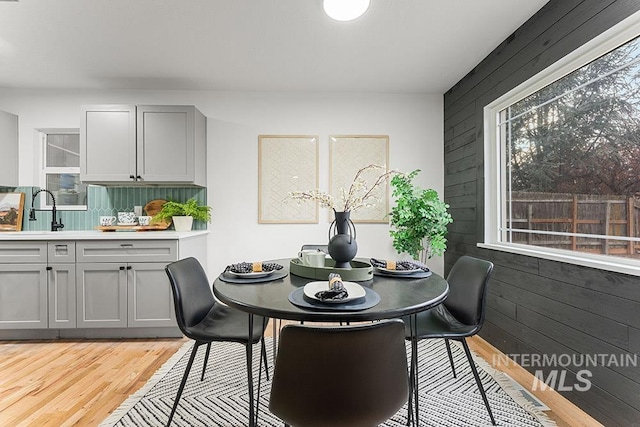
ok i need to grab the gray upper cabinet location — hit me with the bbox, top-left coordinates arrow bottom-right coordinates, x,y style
80,104 -> 206,186
0,110 -> 18,187
80,105 -> 137,183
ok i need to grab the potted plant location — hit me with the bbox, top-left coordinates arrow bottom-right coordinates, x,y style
388,170 -> 453,262
152,198 -> 211,232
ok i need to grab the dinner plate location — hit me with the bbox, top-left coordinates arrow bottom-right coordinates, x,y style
376,267 -> 421,275
227,270 -> 275,279
303,281 -> 366,303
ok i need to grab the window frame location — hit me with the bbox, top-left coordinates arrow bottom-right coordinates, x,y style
38,128 -> 87,211
481,10 -> 640,276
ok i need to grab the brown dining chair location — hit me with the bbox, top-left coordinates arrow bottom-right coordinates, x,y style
269,320 -> 409,427
405,255 -> 496,425
165,257 -> 269,427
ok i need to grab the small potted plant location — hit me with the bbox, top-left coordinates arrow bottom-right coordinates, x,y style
389,170 -> 453,262
152,198 -> 211,232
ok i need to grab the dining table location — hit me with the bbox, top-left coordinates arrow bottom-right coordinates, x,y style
212,258 -> 450,427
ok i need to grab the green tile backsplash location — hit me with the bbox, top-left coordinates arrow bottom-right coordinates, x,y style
1,186 -> 207,231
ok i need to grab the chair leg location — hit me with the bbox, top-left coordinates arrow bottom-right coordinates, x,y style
444,338 -> 457,378
167,341 -> 202,426
201,342 -> 212,381
461,339 -> 496,425
246,315 -> 256,427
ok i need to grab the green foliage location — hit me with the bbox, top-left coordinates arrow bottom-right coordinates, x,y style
388,170 -> 453,261
153,199 -> 211,223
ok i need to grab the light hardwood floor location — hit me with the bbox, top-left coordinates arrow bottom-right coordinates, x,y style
0,326 -> 600,427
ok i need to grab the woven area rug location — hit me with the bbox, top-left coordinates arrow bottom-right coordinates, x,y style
101,338 -> 556,427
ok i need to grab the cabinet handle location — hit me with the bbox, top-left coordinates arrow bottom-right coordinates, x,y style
126,266 -> 132,270
120,243 -> 133,248
136,175 -> 141,181
129,174 -> 136,180
119,266 -> 125,270
46,266 -> 52,271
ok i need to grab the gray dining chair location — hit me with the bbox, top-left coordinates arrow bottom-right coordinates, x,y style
165,257 -> 269,427
405,255 -> 496,425
269,320 -> 409,427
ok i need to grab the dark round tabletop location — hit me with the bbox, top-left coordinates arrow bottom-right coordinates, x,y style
213,258 -> 449,322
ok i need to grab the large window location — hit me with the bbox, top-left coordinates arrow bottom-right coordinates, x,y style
484,12 -> 640,274
39,129 -> 87,210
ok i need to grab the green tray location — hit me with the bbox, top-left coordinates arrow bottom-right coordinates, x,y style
289,258 -> 373,282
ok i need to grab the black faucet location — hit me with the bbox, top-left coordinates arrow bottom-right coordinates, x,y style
29,189 -> 64,232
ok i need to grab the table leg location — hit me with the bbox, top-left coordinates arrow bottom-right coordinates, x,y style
407,313 -> 419,426
246,314 -> 255,427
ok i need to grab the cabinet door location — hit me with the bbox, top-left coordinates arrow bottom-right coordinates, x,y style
0,110 -> 18,187
48,264 -> 76,328
80,105 -> 137,183
0,264 -> 48,329
76,263 -> 127,328
136,105 -> 195,183
127,263 -> 176,327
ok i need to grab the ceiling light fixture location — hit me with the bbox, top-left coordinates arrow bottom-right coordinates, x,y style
323,0 -> 370,22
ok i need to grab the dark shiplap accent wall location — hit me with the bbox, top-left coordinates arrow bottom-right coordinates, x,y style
443,1 -> 640,425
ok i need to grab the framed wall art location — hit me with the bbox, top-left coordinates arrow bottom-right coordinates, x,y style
329,135 -> 390,223
258,135 -> 319,223
0,192 -> 25,231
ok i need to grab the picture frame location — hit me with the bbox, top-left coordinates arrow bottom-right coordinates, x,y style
258,135 -> 319,223
329,135 -> 390,223
0,192 -> 25,231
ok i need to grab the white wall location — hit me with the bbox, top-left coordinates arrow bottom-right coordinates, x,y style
0,88 -> 445,275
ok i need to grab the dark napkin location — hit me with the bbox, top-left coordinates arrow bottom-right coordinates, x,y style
314,273 -> 349,301
225,261 -> 284,273
370,258 -> 430,272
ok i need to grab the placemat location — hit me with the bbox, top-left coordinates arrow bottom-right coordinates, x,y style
373,269 -> 432,279
217,269 -> 288,284
288,286 -> 380,311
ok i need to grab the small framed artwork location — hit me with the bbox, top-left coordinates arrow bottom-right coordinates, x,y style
258,135 -> 319,223
330,135 -> 390,223
0,192 -> 25,231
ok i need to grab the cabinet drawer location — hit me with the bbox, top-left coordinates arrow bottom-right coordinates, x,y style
76,240 -> 177,263
48,241 -> 76,263
0,241 -> 47,263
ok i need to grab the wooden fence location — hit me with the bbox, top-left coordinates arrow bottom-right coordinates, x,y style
507,193 -> 640,256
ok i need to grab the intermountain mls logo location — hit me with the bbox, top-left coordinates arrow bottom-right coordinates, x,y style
493,353 -> 638,392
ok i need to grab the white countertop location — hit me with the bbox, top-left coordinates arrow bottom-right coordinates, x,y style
0,230 -> 209,241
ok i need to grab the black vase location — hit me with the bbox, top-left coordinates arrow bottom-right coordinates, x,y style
328,210 -> 358,269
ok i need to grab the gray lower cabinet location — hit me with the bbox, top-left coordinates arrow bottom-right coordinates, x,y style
0,242 -> 48,329
75,240 -> 178,328
127,262 -> 176,327
0,241 -> 76,329
0,239 -> 180,331
76,263 -> 128,328
48,241 -> 76,328
0,263 -> 48,329
76,262 -> 175,328
48,263 -> 77,328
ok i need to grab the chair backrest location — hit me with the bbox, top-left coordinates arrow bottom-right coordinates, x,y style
443,255 -> 494,328
165,257 -> 216,338
269,320 -> 408,427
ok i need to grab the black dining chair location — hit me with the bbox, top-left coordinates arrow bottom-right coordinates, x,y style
164,257 -> 269,427
269,320 -> 409,427
405,255 -> 496,425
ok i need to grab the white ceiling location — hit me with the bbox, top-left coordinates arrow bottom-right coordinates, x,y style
0,0 -> 549,94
